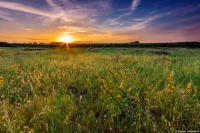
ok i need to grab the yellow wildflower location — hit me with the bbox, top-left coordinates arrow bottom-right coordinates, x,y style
187,85 -> 191,89
106,67 -> 109,71
118,82 -> 123,89
167,74 -> 173,81
116,95 -> 121,99
0,76 -> 3,89
171,86 -> 175,89
167,77 -> 172,81
0,76 -> 3,79
119,85 -> 122,89
186,83 -> 192,93
168,84 -> 171,87
186,83 -> 191,89
101,79 -> 105,83
110,90 -> 113,93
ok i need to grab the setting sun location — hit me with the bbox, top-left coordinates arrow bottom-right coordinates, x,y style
58,35 -> 73,43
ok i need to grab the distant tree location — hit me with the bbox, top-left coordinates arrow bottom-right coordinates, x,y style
0,42 -> 12,47
130,41 -> 139,43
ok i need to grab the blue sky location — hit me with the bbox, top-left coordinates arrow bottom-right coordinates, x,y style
0,0 -> 200,42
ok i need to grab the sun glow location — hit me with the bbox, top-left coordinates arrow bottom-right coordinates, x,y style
59,35 -> 73,43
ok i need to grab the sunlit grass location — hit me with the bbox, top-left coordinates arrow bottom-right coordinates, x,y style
0,47 -> 199,132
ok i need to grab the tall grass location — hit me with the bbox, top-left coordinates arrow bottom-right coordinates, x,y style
0,48 -> 199,132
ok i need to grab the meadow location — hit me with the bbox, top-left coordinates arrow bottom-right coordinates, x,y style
0,47 -> 199,132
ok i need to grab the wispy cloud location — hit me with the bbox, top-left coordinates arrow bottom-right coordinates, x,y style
0,10 -> 13,21
180,23 -> 200,41
167,4 -> 200,17
0,1 -> 60,18
59,26 -> 89,33
131,0 -> 141,11
28,38 -> 49,41
0,0 -> 103,26
25,28 -> 32,31
133,18 -> 146,21
105,19 -> 121,26
58,25 -> 109,36
105,0 -> 142,26
131,15 -> 162,30
101,14 -> 164,41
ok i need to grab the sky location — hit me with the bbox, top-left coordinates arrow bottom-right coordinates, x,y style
0,0 -> 200,43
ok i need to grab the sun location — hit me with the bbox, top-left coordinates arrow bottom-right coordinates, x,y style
59,35 -> 73,43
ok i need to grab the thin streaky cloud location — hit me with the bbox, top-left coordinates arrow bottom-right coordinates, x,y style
46,0 -> 102,22
25,28 -> 32,31
106,0 -> 142,25
130,14 -> 163,30
0,0 -> 99,26
0,10 -> 13,21
0,1 -> 60,18
131,0 -> 141,11
58,26 -> 89,33
133,18 -> 146,21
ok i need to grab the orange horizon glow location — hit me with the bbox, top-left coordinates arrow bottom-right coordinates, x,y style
58,35 -> 73,43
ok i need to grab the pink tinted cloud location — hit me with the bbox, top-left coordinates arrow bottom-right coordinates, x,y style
180,23 -> 200,41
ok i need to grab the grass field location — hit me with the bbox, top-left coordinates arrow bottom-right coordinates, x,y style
0,47 -> 199,132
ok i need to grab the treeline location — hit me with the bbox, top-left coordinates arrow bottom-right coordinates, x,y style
0,41 -> 200,48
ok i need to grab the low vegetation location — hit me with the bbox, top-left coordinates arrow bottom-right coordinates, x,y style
1,41 -> 200,48
0,47 -> 199,132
